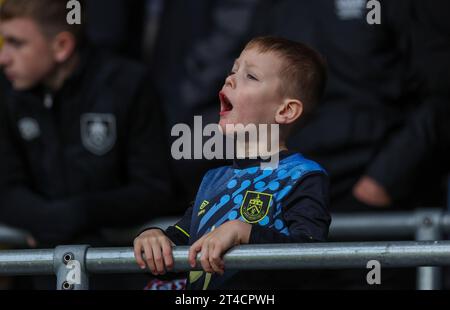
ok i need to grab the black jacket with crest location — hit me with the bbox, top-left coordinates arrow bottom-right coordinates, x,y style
0,47 -> 173,245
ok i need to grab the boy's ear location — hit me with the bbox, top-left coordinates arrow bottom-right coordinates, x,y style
51,31 -> 76,63
275,98 -> 303,125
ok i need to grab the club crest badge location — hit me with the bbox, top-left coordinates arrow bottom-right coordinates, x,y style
18,117 -> 40,141
81,113 -> 116,156
240,191 -> 272,224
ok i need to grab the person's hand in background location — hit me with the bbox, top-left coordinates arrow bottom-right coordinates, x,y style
353,176 -> 392,207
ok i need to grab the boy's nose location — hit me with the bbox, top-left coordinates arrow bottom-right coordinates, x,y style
225,74 -> 236,89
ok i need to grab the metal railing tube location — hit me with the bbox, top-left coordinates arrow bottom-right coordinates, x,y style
0,249 -> 54,275
84,241 -> 450,273
330,212 -> 418,238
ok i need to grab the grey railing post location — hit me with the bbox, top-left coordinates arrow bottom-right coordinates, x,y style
415,209 -> 443,290
53,245 -> 90,290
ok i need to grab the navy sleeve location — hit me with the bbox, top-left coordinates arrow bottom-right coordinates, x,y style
249,173 -> 331,244
164,206 -> 193,246
138,206 -> 193,246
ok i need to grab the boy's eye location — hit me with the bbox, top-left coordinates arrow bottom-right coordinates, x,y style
247,74 -> 258,81
228,71 -> 236,76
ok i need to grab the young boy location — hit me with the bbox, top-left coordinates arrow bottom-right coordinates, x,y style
134,36 -> 330,290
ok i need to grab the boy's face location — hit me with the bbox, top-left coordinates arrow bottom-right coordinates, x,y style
0,18 -> 57,90
219,48 -> 285,133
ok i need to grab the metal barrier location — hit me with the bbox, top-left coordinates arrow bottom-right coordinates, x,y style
330,209 -> 450,238
331,208 -> 449,290
1,208 -> 450,290
1,241 -> 450,290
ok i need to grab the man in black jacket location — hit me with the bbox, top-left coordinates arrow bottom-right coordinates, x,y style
0,0 -> 173,247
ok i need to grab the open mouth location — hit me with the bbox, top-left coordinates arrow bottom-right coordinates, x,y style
219,91 -> 233,115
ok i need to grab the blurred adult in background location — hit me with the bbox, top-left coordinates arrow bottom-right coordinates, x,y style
369,0 -> 450,210
0,0 -> 174,251
258,0 -> 450,212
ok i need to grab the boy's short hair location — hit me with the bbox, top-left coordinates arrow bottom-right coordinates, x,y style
244,36 -> 327,118
0,0 -> 84,44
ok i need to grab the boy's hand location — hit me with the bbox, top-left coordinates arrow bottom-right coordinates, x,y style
188,220 -> 252,275
133,229 -> 175,276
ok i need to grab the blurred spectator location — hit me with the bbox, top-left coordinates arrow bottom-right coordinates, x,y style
0,0 -> 174,249
352,0 -> 450,209
260,0 -> 450,211
364,0 -> 450,209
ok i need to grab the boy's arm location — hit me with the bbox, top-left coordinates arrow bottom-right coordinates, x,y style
249,173 -> 331,244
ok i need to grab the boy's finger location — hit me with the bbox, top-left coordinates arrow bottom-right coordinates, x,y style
151,243 -> 165,275
200,242 -> 212,273
188,241 -> 202,268
133,241 -> 146,269
143,243 -> 157,275
161,240 -> 174,271
210,246 -> 224,275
